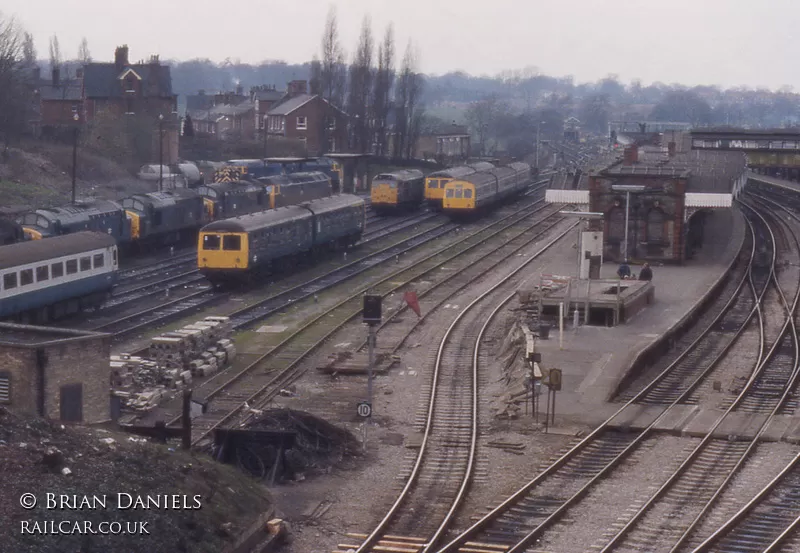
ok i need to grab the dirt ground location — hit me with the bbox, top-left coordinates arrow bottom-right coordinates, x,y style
0,143 -> 152,212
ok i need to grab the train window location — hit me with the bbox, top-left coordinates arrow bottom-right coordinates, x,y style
66,259 -> 78,274
464,189 -> 473,198
36,265 -> 49,281
93,253 -> 104,268
37,216 -> 50,229
455,189 -> 463,198
20,269 -> 33,286
223,235 -> 241,250
3,273 -> 17,290
203,234 -> 221,250
113,249 -> 118,265
446,189 -> 454,198
51,262 -> 64,278
80,257 -> 91,271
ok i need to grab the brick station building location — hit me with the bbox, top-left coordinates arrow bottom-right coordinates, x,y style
548,136 -> 746,264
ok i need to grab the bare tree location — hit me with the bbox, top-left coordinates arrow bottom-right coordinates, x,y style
320,6 -> 343,105
22,32 -> 35,67
372,24 -> 394,156
0,13 -> 27,143
78,37 -> 91,63
48,34 -> 61,71
393,41 -> 424,159
309,55 -> 322,95
347,15 -> 373,152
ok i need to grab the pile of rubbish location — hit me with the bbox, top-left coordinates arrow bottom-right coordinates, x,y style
111,316 -> 236,412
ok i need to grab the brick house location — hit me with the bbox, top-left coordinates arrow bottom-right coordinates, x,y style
82,45 -> 178,163
0,323 -> 112,424
415,124 -> 471,162
189,102 -> 256,139
266,81 -> 347,154
37,67 -> 84,138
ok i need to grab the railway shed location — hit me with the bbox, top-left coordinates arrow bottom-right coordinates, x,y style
0,323 -> 112,424
547,138 -> 746,263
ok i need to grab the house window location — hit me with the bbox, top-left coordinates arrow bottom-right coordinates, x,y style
327,117 -> 336,130
71,104 -> 79,113
280,119 -> 285,131
125,77 -> 135,92
125,98 -> 134,115
296,116 -> 307,130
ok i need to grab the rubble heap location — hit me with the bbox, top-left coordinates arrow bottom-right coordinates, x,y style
112,316 -> 236,412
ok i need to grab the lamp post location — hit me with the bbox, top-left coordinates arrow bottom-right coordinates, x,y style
158,114 -> 164,192
71,112 -> 79,204
263,115 -> 268,159
536,120 -> 545,171
611,184 -> 646,263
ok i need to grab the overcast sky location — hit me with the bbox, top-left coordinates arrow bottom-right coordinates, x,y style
4,0 -> 798,90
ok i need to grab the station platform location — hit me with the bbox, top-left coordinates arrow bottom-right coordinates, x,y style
747,171 -> 800,193
606,405 -> 800,444
536,278 -> 654,326
520,207 -> 746,428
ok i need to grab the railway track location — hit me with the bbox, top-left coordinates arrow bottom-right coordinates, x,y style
342,224 -> 579,553
97,183 -> 548,340
428,203 -> 786,553
87,207 -> 456,337
174,189 -> 562,443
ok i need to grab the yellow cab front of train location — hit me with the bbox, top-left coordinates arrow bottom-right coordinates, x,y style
425,176 -> 448,208
197,231 -> 250,271
370,176 -> 399,209
442,180 -> 476,213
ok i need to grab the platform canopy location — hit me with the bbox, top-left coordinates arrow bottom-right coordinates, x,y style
545,189 -> 589,206
684,193 -> 732,208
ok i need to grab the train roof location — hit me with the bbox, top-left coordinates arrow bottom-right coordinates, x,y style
373,169 -> 425,183
198,181 -> 264,195
428,166 -> 479,179
0,231 -> 116,271
124,188 -> 200,208
447,166 -> 517,187
505,161 -> 531,172
200,205 -> 311,233
303,193 -> 364,215
259,171 -> 329,186
22,199 -> 123,225
467,161 -> 496,171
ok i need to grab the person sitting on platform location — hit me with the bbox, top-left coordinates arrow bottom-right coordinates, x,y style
639,262 -> 653,281
617,263 -> 631,280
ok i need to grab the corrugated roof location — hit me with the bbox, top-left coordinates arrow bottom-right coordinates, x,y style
685,193 -> 732,208
545,190 -> 590,205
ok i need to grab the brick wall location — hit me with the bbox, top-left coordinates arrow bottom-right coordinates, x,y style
589,175 -> 687,263
284,97 -> 347,154
0,335 -> 111,424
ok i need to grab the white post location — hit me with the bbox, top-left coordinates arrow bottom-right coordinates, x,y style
623,190 -> 631,263
559,302 -> 564,350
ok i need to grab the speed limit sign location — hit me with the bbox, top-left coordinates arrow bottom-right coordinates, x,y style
357,402 -> 372,418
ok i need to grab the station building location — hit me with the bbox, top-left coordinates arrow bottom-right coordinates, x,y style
0,323 -> 112,424
547,133 -> 746,263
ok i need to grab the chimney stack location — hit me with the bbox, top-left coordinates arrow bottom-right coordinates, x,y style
623,145 -> 638,165
287,80 -> 308,97
114,45 -> 129,70
52,67 -> 60,87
